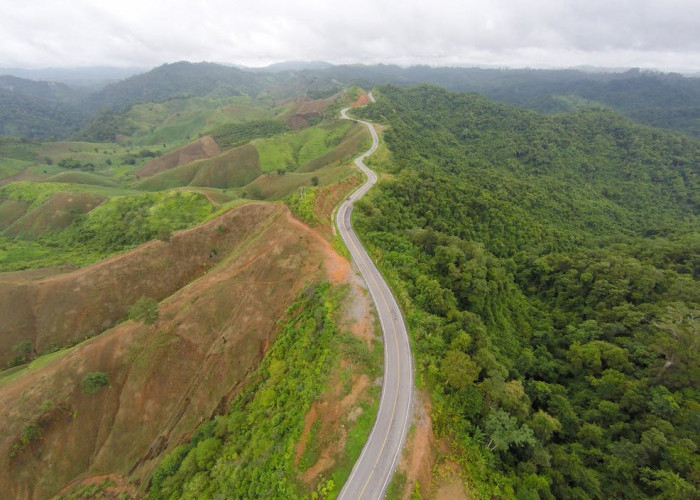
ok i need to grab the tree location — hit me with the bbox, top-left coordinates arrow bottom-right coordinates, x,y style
484,410 -> 536,452
650,303 -> 698,380
531,410 -> 562,441
310,176 -> 319,186
10,340 -> 35,366
442,350 -> 479,390
129,296 -> 160,325
81,372 -> 109,393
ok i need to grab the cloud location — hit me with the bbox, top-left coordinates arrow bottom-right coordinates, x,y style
0,0 -> 698,71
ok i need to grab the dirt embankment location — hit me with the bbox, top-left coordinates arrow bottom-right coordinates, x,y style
0,202 -> 346,499
136,136 -> 221,178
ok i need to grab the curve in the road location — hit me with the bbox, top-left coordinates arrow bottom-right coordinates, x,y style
337,97 -> 414,500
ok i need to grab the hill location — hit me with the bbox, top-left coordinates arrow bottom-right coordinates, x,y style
353,86 -> 699,498
0,202 -> 358,498
317,65 -> 700,137
134,143 -> 261,190
3,63 -> 699,141
0,76 -> 88,139
83,62 -> 275,113
136,136 -> 221,177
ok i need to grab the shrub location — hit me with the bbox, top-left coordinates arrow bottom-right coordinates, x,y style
81,372 -> 109,394
128,296 -> 160,325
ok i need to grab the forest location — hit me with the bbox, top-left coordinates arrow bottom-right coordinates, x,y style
354,85 -> 699,499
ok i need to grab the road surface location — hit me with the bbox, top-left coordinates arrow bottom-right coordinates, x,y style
337,99 -> 414,500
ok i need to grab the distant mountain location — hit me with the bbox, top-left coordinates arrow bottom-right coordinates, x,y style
83,61 -> 277,112
313,65 -> 700,137
0,75 -> 84,103
0,66 -> 144,88
0,76 -> 88,138
1,61 -> 698,140
258,61 -> 334,73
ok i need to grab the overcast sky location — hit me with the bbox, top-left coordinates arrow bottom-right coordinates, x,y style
1,0 -> 698,72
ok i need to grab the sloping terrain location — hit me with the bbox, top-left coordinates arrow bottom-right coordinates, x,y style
355,86 -> 699,499
135,136 -> 221,178
0,203 -> 272,366
279,95 -> 339,129
134,143 -> 260,190
3,192 -> 105,238
0,202 -> 345,499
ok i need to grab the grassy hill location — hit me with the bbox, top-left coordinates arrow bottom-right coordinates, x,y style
134,144 -> 261,191
0,204 -> 355,499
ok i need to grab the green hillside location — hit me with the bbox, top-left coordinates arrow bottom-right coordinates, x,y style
134,144 -> 262,191
355,86 -> 699,499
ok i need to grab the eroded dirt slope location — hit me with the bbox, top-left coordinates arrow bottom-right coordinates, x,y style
0,203 -> 272,366
136,136 -> 221,178
0,202 -> 343,499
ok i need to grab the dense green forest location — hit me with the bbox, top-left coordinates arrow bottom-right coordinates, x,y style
354,86 -> 699,498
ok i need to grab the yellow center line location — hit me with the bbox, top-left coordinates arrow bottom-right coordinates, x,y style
344,214 -> 403,499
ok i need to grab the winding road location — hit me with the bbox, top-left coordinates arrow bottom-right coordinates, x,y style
337,97 -> 414,500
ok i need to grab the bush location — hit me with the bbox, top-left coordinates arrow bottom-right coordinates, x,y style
128,296 -> 160,325
81,372 -> 109,394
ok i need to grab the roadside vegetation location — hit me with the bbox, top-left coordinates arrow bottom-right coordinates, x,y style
148,282 -> 379,500
354,85 -> 699,499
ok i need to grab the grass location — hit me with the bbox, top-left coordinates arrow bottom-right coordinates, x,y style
0,190 -> 215,271
0,182 -> 135,210
0,348 -> 74,388
248,164 -> 351,201
0,137 -> 41,162
385,470 -> 409,500
328,394 -> 380,498
123,96 -> 274,148
0,159 -> 32,180
254,121 -> 354,173
148,283 -> 340,499
134,144 -> 261,191
44,171 -> 121,187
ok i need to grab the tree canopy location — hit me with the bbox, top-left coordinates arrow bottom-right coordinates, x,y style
354,85 -> 699,498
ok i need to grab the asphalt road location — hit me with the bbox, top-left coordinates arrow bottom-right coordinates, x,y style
337,100 -> 414,500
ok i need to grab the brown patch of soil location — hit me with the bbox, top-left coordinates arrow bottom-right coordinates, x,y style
55,474 -> 139,499
434,479 -> 470,500
284,95 -> 339,130
433,462 -> 471,500
295,404 -> 318,466
396,390 -> 437,499
394,391 -> 473,500
300,372 -> 371,484
0,202 -> 343,499
285,211 -> 350,285
136,136 -> 221,178
351,94 -> 370,107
